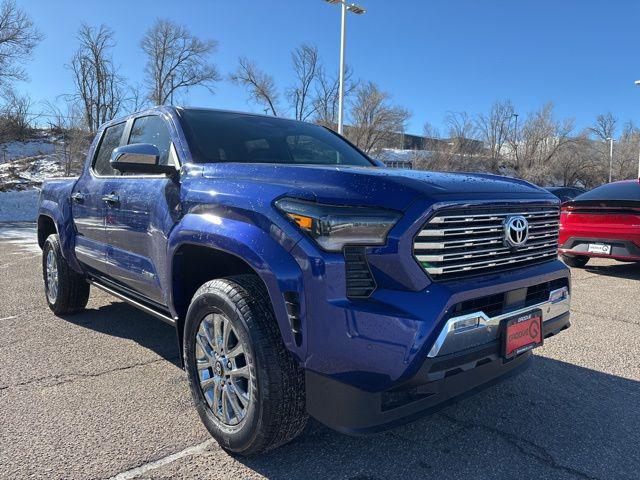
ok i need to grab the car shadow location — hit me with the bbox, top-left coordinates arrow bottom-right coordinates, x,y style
60,301 -> 182,368
236,356 -> 639,480
583,260 -> 640,280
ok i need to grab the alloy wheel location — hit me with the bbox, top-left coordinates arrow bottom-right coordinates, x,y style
45,249 -> 59,304
195,313 -> 252,426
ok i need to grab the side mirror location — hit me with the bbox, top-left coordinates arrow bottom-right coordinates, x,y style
110,143 -> 175,175
371,158 -> 387,168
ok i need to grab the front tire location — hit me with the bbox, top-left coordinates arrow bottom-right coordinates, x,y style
561,254 -> 590,268
42,234 -> 90,315
184,275 -> 307,456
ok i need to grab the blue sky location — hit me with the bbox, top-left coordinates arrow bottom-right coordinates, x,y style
15,0 -> 640,135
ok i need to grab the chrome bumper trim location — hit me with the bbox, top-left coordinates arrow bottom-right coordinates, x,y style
427,286 -> 570,358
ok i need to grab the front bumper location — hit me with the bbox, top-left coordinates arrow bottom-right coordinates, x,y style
427,284 -> 570,358
306,310 -> 570,434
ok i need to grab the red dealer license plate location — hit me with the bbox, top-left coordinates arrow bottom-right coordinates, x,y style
502,310 -> 543,360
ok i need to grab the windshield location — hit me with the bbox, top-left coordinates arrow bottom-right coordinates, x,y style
178,109 -> 373,167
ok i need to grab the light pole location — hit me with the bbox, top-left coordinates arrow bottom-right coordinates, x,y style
634,80 -> 640,178
324,0 -> 366,135
169,73 -> 175,106
606,137 -> 614,183
512,113 -> 519,159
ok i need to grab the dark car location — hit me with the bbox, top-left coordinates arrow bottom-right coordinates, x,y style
545,186 -> 587,203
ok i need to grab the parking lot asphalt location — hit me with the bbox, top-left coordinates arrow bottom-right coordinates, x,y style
0,222 -> 638,480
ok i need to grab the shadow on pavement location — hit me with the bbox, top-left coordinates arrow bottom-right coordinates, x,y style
237,356 -> 639,480
584,260 -> 640,280
57,298 -> 639,479
61,301 -> 182,367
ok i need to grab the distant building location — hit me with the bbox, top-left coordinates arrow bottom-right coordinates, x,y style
375,132 -> 484,169
383,156 -> 414,169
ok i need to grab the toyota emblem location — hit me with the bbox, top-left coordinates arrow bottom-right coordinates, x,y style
504,215 -> 529,248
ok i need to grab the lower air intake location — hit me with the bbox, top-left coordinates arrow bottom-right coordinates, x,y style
344,246 -> 376,298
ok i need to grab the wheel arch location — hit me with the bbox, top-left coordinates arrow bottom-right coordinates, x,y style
167,215 -> 307,365
37,214 -> 58,249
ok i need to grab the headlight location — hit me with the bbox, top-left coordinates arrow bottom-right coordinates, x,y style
275,198 -> 401,252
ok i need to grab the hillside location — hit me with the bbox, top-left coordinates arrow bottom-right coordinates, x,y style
0,130 -> 69,192
0,130 -> 82,221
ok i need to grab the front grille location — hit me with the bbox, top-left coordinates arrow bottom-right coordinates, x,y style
446,277 -> 569,320
525,278 -> 567,305
414,205 -> 560,281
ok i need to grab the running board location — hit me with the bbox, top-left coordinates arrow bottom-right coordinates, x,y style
89,279 -> 177,326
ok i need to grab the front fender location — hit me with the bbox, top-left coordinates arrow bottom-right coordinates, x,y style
167,212 -> 306,359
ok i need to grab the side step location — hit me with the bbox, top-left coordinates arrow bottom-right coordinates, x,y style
89,279 -> 177,326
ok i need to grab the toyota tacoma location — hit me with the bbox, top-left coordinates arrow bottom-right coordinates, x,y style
37,107 -> 571,455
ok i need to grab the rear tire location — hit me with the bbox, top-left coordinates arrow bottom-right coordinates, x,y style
42,234 -> 90,315
183,274 -> 307,456
561,254 -> 590,268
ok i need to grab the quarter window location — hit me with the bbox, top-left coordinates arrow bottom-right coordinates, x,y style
93,122 -> 126,176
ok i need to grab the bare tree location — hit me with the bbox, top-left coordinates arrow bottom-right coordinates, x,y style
506,102 -> 574,183
0,0 -> 43,89
588,112 -> 617,141
68,24 -> 125,132
552,134 -> 604,187
429,111 -> 486,171
587,112 -> 619,182
614,121 -> 640,181
285,44 -> 320,121
422,121 -> 441,140
347,81 -> 410,155
127,83 -> 148,112
141,19 -> 220,106
445,111 -> 476,141
313,65 -> 356,129
475,100 -> 515,171
230,57 -> 279,116
42,98 -> 93,175
0,88 -> 34,141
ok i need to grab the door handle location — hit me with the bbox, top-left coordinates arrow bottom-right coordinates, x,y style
71,192 -> 85,203
101,193 -> 120,205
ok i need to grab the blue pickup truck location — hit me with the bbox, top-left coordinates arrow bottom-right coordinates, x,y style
37,106 -> 571,455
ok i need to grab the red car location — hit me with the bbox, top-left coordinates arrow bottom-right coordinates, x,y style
559,180 -> 640,267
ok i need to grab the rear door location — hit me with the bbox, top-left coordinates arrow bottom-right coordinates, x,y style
102,114 -> 180,305
71,122 -> 126,274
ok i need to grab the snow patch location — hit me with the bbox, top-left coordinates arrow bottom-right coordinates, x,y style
0,189 -> 40,222
0,140 -> 56,162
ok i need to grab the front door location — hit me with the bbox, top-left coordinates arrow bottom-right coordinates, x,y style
71,121 -> 127,275
103,114 -> 180,305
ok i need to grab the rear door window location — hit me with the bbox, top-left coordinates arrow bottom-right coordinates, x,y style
92,122 -> 126,176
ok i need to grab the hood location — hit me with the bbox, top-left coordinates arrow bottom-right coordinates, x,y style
196,163 -> 554,211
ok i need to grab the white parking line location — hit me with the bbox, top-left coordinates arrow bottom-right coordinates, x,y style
107,440 -> 214,480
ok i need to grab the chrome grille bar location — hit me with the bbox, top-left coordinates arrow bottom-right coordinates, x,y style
414,205 -> 560,280
429,210 -> 558,223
